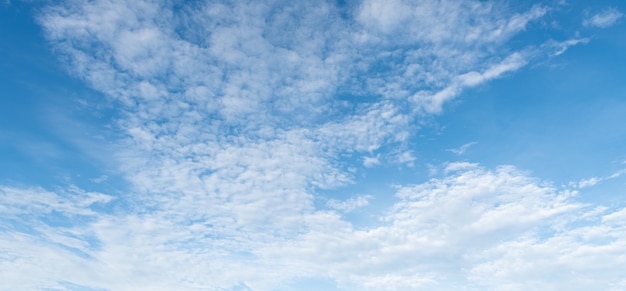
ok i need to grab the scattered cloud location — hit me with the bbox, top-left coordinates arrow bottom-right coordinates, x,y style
3,162 -> 626,290
577,169 -> 626,188
263,164 -> 626,290
89,175 -> 108,183
412,53 -> 528,114
0,185 -> 112,217
578,176 -> 601,188
547,38 -> 590,56
448,141 -> 477,155
427,164 -> 439,176
584,8 -> 623,28
2,0 -> 623,290
394,150 -> 416,167
327,195 -> 373,213
363,155 -> 381,168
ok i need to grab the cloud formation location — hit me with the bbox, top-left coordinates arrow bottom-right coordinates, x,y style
448,141 -> 477,155
1,0 -> 622,290
5,164 -> 626,290
584,8 -> 623,28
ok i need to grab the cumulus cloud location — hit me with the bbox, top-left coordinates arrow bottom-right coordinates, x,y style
584,8 -> 623,28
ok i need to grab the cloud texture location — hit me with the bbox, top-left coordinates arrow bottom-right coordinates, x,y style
2,0 -> 625,290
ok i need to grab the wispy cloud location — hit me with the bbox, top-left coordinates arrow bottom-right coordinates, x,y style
584,8 -> 623,28
448,141 -> 477,155
89,175 -> 108,183
576,169 -> 626,188
547,38 -> 590,56
412,52 -> 528,113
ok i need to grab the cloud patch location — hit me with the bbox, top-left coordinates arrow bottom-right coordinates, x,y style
584,8 -> 623,28
327,195 -> 373,212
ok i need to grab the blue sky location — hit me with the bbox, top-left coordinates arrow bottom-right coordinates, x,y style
1,0 -> 626,290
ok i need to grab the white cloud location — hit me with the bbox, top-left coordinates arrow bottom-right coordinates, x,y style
357,0 -> 412,34
263,164 -> 626,290
584,8 -> 623,28
602,208 -> 626,225
427,163 -> 439,176
357,1 -> 546,44
363,155 -> 381,167
577,169 -> 626,188
0,185 -> 112,217
2,0 -> 618,290
394,150 -> 416,167
4,164 -> 626,290
327,195 -> 373,212
448,141 -> 477,155
412,52 -> 528,113
90,175 -> 108,183
547,38 -> 590,56
579,176 -> 601,188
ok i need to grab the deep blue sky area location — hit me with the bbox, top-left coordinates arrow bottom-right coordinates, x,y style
2,1 -> 626,290
437,33 -> 626,181
1,3 -> 120,193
